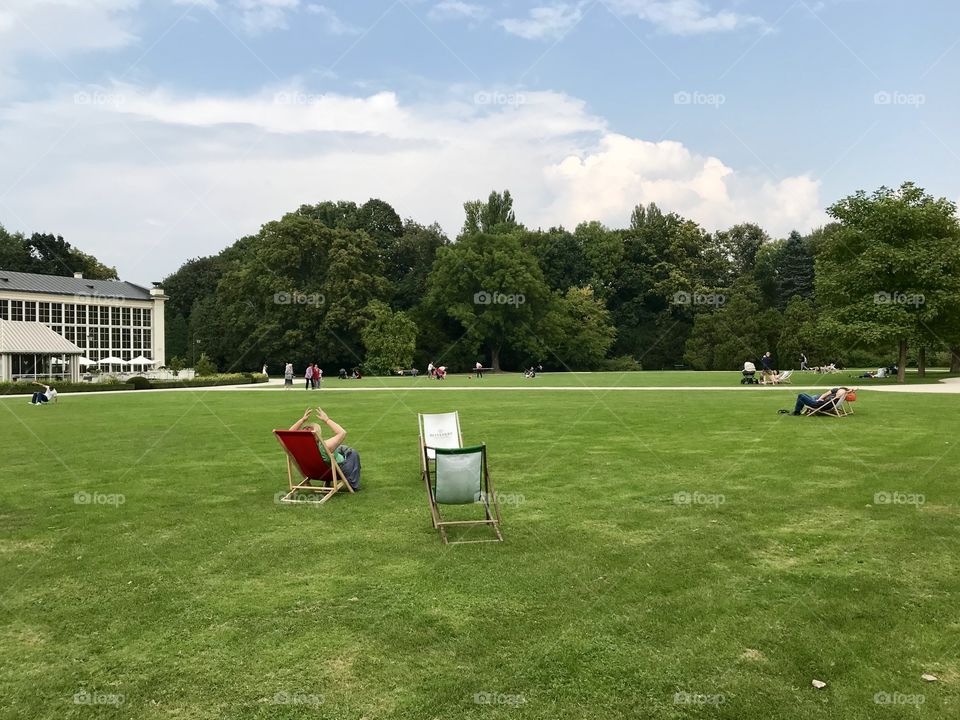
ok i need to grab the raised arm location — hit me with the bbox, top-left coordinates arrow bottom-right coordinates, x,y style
315,408 -> 347,453
289,408 -> 312,431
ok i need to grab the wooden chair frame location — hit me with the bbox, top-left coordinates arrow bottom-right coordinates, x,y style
273,429 -> 354,505
423,444 -> 503,545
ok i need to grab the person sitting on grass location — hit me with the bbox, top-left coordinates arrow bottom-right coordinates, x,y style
289,407 -> 361,490
784,386 -> 855,415
30,382 -> 58,405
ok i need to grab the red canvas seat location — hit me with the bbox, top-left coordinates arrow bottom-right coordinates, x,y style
273,429 -> 353,504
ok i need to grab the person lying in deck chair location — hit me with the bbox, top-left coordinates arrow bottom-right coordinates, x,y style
783,387 -> 854,416
289,407 -> 362,490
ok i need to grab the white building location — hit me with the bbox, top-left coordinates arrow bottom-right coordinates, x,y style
0,270 -> 167,382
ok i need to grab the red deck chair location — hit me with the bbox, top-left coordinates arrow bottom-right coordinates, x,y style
273,429 -> 354,504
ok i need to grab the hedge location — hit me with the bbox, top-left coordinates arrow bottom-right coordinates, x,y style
0,373 -> 267,396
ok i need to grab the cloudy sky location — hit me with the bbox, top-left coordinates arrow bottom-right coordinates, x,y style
1,0 -> 957,283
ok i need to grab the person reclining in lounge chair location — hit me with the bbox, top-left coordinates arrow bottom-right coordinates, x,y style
289,407 -> 362,490
784,386 -> 855,415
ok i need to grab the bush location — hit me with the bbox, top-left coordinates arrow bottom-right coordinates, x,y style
167,356 -> 185,374
601,356 -> 642,372
0,381 -> 136,395
195,353 -> 217,377
129,376 -> 153,390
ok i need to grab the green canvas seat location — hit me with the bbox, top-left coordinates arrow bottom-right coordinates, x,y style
424,445 -> 502,544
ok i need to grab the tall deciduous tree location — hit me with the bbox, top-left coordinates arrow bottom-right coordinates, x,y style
817,183 -> 960,382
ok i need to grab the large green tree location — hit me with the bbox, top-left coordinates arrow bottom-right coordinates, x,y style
817,183 -> 960,382
425,232 -> 553,371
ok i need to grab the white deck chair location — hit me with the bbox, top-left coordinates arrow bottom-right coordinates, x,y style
418,412 -> 463,481
778,370 -> 793,384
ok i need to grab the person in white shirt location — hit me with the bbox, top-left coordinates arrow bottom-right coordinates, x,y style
30,382 -> 58,405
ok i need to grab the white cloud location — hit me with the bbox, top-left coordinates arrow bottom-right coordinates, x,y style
500,0 -> 766,39
606,0 -> 767,35
543,133 -> 822,234
305,4 -> 361,35
428,1 -> 488,21
0,0 -> 139,94
500,2 -> 586,40
0,82 -> 824,283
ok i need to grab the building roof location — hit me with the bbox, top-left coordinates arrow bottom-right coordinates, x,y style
0,270 -> 153,301
0,320 -> 83,354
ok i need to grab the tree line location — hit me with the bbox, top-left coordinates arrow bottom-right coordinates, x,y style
4,183 -> 959,382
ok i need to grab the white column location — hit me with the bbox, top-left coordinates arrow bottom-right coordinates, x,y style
149,288 -> 168,366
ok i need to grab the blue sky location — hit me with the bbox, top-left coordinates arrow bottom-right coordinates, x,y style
1,0 -> 958,283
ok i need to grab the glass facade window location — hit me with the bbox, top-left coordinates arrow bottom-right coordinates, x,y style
111,327 -> 121,349
0,299 -> 7,320
65,304 -> 75,324
11,300 -> 23,321
65,326 -> 76,343
88,305 -> 99,325
122,307 -> 131,326
100,328 -> 109,348
133,308 -> 142,326
39,302 -> 50,323
121,328 -> 131,349
111,307 -> 120,325
52,303 -> 62,323
143,308 -> 152,327
143,329 -> 151,348
88,332 -> 98,349
133,329 -> 142,350
76,305 -> 86,324
100,307 -> 109,325
24,301 -> 37,322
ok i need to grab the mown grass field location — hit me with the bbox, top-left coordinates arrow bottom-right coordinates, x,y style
1,383 -> 958,719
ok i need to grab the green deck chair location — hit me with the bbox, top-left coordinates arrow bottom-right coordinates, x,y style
424,444 -> 503,544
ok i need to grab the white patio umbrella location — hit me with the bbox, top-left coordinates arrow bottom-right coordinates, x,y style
98,356 -> 128,365
78,356 -> 94,366
130,355 -> 157,365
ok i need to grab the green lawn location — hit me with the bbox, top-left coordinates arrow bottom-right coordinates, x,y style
1,387 -> 958,719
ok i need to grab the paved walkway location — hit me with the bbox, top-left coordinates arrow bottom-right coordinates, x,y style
6,377 -> 960,399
